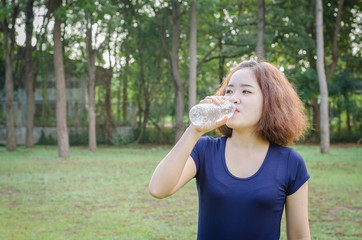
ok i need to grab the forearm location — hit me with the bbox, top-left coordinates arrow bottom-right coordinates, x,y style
286,182 -> 310,240
287,227 -> 310,240
149,125 -> 202,198
286,221 -> 310,240
287,237 -> 310,240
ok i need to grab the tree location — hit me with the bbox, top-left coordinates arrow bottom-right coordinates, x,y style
188,0 -> 197,111
96,66 -> 114,144
72,0 -> 116,150
155,0 -> 185,142
120,2 -> 131,124
52,0 -> 70,157
25,0 -> 36,147
85,11 -> 97,152
0,0 -> 359,146
327,0 -> 345,81
1,0 -> 19,151
256,0 -> 265,61
35,4 -> 52,128
316,0 -> 329,153
122,43 -> 129,122
121,0 -> 167,143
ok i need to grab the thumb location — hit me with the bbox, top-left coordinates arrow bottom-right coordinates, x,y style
215,115 -> 228,126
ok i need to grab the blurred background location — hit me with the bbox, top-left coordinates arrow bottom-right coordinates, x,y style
0,0 -> 361,149
0,1 -> 361,239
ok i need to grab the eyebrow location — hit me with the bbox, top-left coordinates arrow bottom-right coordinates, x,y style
227,83 -> 255,88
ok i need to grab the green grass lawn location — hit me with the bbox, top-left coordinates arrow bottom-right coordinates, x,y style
0,144 -> 361,240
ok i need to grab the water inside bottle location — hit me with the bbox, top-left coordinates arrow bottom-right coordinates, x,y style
189,104 -> 217,126
219,100 -> 235,120
189,100 -> 235,126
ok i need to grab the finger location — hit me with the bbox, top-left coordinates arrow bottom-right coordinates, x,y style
199,99 -> 212,104
199,96 -> 213,104
213,96 -> 224,104
201,96 -> 226,105
215,115 -> 228,126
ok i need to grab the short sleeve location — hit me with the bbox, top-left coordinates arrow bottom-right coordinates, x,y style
286,149 -> 310,195
190,136 -> 210,177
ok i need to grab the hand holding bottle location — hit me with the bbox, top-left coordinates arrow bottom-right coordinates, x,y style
189,96 -> 235,134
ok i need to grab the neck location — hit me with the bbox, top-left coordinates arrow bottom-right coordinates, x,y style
228,129 -> 269,150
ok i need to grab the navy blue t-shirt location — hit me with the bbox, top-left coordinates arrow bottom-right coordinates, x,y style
190,136 -> 310,240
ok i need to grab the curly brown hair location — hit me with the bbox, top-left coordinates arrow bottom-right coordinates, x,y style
215,60 -> 307,146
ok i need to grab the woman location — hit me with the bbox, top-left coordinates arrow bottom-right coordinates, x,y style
149,60 -> 311,240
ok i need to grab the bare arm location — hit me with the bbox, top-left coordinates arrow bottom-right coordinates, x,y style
149,126 -> 202,199
285,181 -> 311,240
149,96 -> 228,199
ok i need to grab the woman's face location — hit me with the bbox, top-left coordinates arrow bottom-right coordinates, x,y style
224,68 -> 264,132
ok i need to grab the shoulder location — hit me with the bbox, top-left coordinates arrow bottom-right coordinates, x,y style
196,136 -> 226,148
192,136 -> 226,160
269,144 -> 309,195
270,143 -> 303,162
192,136 -> 226,175
268,143 -> 307,172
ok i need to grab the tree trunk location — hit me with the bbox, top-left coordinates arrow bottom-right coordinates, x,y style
344,94 -> 351,134
4,41 -> 17,151
310,97 -> 320,142
53,0 -> 69,158
134,73 -> 144,144
327,0 -> 344,81
41,58 -> 49,126
17,102 -> 22,127
256,0 -> 265,61
135,57 -> 151,144
188,0 -> 197,111
2,0 -> 18,151
143,92 -> 150,136
155,1 -> 185,142
141,90 -> 150,144
171,1 -> 185,142
25,0 -> 35,147
104,68 -> 113,144
316,0 -> 330,153
133,37 -> 148,144
74,102 -> 79,127
123,53 -> 129,122
337,102 -> 342,139
86,13 -> 97,152
117,78 -> 121,124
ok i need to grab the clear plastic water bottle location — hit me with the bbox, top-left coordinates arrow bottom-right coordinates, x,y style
189,100 -> 236,126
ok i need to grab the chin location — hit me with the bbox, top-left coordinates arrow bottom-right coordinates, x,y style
226,120 -> 255,131
225,121 -> 236,129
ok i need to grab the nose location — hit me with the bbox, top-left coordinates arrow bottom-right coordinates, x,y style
227,94 -> 241,104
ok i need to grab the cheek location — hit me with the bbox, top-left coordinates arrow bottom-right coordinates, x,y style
252,96 -> 264,119
255,106 -> 263,120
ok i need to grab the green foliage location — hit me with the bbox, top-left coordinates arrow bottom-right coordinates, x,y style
69,132 -> 89,146
329,70 -> 361,97
0,0 -> 361,145
36,129 -> 118,146
0,58 -> 5,92
37,130 -> 57,145
110,132 -> 135,146
137,127 -> 175,145
330,128 -> 362,143
286,68 -> 319,101
37,130 -> 89,146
